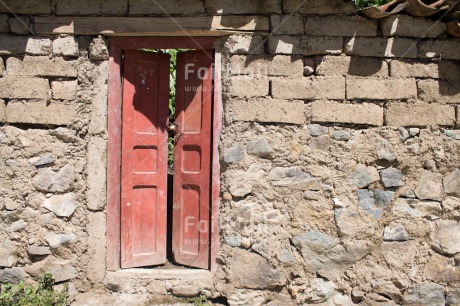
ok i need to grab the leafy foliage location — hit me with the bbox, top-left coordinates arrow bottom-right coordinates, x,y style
0,273 -> 69,306
189,295 -> 212,306
353,0 -> 390,9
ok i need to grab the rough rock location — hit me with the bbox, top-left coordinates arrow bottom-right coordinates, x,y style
49,127 -> 78,143
291,231 -> 371,279
392,198 -> 441,220
89,37 -> 109,61
381,241 -> 416,268
45,232 -> 77,249
425,253 -> 460,283
171,285 -> 200,297
269,166 -> 322,191
26,257 -> 77,282
444,130 -> 460,140
383,222 -> 408,241
372,281 -> 403,304
399,127 -> 409,141
278,250 -> 296,263
331,131 -> 351,141
350,164 -> 380,188
228,164 -> 265,197
447,288 -> 460,306
246,139 -> 273,157
10,220 -> 28,232
414,172 -> 445,202
28,153 -> 55,167
334,207 -> 378,238
0,239 -> 17,267
443,196 -> 460,219
32,164 -> 75,193
381,167 -> 403,187
409,128 -> 420,136
376,138 -> 398,162
4,197 -> 20,210
357,189 -> 394,219
304,278 -> 337,303
308,124 -> 328,137
227,249 -> 286,289
224,144 -> 244,163
0,268 -> 24,284
444,169 -> 460,197
430,219 -> 460,255
28,245 -> 51,256
403,283 -> 445,306
225,236 -> 242,247
309,135 -> 334,151
43,193 -> 77,217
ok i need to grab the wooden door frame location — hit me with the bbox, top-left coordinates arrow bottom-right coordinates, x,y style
107,37 -> 222,272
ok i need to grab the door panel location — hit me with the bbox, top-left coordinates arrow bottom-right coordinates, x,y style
121,50 -> 170,268
173,50 -> 213,269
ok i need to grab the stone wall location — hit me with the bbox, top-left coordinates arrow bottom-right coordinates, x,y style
0,0 -> 459,305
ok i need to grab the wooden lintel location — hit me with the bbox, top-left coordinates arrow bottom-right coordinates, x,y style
34,16 -> 269,36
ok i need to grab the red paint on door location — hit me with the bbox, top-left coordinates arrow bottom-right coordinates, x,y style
121,50 -> 170,268
172,50 -> 213,269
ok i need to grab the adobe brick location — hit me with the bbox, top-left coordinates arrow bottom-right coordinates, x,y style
272,76 -> 345,100
269,36 -> 343,56
0,77 -> 49,99
0,100 -> 5,123
6,56 -> 77,78
228,76 -> 269,98
271,15 -> 304,35
0,36 -> 52,55
0,0 -> 51,14
418,40 -> 460,60
381,15 -> 445,38
283,0 -> 357,15
418,80 -> 460,104
386,103 -> 455,126
6,101 -> 76,126
225,35 -> 265,55
129,0 -> 204,15
206,0 -> 281,14
347,78 -> 417,100
232,98 -> 306,125
316,55 -> 388,77
345,37 -> 417,58
52,80 -> 78,100
311,100 -> 384,126
56,0 -> 128,15
305,16 -> 377,37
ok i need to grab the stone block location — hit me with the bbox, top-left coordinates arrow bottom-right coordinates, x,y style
6,101 -> 76,126
129,0 -> 205,15
391,60 -> 440,78
305,16 -> 377,37
232,98 -> 306,125
0,77 -> 49,99
272,76 -> 345,100
228,76 -> 269,97
270,14 -> 304,35
0,36 -> 52,55
206,0 -> 281,14
345,37 -> 417,58
381,15 -> 445,38
403,283 -> 445,306
87,137 -> 107,211
386,103 -> 455,127
56,0 -> 128,15
52,80 -> 78,100
89,61 -> 109,134
0,58 -> 3,76
418,79 -> 460,103
269,35 -> 343,56
311,100 -> 384,126
419,40 -> 460,60
43,193 -> 77,217
0,100 -> 5,122
316,55 -> 388,77
53,36 -> 79,57
347,78 -> 417,100
0,14 -> 9,32
0,0 -> 51,14
283,0 -> 357,15
7,56 -> 77,78
89,37 -> 109,61
9,16 -> 31,35
225,35 -> 265,54
87,212 -> 106,286
26,257 -> 77,282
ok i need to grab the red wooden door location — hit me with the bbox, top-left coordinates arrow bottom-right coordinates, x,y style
172,50 -> 213,269
121,50 -> 170,268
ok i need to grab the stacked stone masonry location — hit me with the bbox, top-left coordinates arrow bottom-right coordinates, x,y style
0,0 -> 460,305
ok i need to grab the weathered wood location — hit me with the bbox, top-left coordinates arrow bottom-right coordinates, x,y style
34,16 -> 269,36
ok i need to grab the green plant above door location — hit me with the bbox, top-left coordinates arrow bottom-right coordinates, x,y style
353,0 -> 390,9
